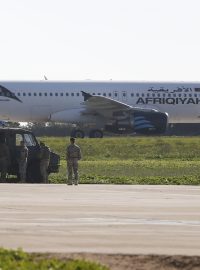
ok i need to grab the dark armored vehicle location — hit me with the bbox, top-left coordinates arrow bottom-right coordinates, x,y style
0,128 -> 60,183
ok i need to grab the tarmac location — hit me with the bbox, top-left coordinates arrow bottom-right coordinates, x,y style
0,184 -> 200,255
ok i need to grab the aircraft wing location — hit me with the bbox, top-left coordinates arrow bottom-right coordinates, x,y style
81,91 -> 133,117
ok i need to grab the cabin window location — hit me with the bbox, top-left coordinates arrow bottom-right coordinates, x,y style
189,94 -> 192,97
98,93 -> 101,95
168,94 -> 171,97
44,93 -> 47,96
162,93 -> 166,97
23,93 -> 26,96
103,93 -> 106,96
34,93 -> 37,96
173,94 -> 176,97
77,93 -> 79,96
71,93 -> 74,96
131,93 -> 134,97
60,93 -> 63,96
18,93 -> 21,96
39,93 -> 42,96
136,93 -> 139,97
109,93 -> 111,97
28,93 -> 31,96
184,94 -> 187,97
178,94 -> 182,97
157,94 -> 160,97
66,93 -> 69,96
50,93 -> 53,96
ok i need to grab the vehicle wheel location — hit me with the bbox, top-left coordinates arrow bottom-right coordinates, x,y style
89,129 -> 103,138
71,129 -> 85,138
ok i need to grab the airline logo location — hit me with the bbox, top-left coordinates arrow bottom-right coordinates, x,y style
136,97 -> 200,105
136,87 -> 200,105
0,85 -> 22,103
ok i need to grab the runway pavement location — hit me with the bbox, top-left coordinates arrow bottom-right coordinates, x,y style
0,184 -> 200,255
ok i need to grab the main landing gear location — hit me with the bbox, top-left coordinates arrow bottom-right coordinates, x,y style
70,129 -> 103,138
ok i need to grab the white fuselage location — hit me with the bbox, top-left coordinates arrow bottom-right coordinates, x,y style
0,81 -> 200,123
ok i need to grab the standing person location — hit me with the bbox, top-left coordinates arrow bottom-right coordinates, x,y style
0,136 -> 10,182
39,142 -> 50,183
18,140 -> 28,183
66,137 -> 82,185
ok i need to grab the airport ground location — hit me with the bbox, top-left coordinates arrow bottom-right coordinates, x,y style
0,184 -> 200,270
2,136 -> 200,269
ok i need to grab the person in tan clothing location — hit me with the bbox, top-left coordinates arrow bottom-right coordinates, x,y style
39,142 -> 50,183
18,140 -> 28,182
66,137 -> 81,185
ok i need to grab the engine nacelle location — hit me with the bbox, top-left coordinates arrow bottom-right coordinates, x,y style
105,110 -> 168,135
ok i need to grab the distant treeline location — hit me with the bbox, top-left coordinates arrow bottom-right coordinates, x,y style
9,121 -> 200,136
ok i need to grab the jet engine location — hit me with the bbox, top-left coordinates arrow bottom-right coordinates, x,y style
105,109 -> 168,135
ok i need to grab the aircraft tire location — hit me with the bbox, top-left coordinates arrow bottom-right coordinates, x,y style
71,129 -> 85,138
89,129 -> 103,138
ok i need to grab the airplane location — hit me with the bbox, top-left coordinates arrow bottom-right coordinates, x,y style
0,80 -> 199,138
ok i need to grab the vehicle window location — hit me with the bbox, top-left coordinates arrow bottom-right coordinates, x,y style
24,134 -> 36,146
16,134 -> 23,146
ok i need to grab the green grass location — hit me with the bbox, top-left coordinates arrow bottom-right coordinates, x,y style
0,248 -> 109,270
39,136 -> 200,185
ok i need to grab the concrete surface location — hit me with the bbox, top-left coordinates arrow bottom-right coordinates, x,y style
0,184 -> 200,255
